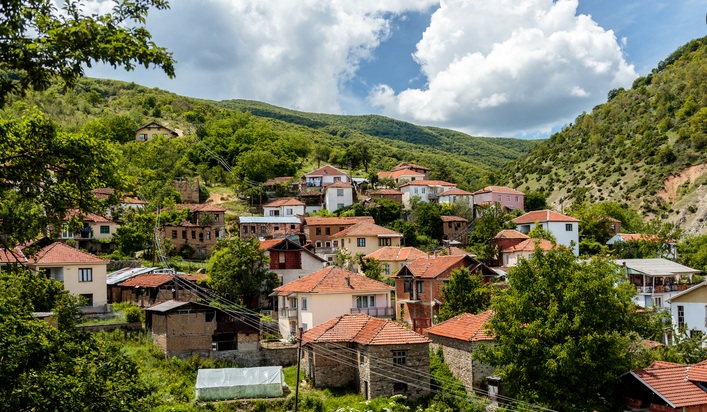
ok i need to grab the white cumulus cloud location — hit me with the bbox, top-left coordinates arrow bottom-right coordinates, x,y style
368,0 -> 638,136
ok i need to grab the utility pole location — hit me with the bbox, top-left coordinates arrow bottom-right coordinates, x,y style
294,327 -> 303,412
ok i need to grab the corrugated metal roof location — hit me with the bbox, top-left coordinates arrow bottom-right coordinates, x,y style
615,258 -> 700,277
106,267 -> 162,285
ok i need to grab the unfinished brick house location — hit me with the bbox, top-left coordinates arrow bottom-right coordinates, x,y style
258,237 -> 326,285
160,203 -> 226,259
145,300 -> 260,358
301,313 -> 430,401
440,215 -> 469,246
425,311 -> 495,393
107,272 -> 204,307
393,254 -> 498,333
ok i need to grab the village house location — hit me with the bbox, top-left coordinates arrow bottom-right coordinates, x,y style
437,187 -> 474,208
399,180 -> 457,209
513,209 -> 579,256
367,188 -> 404,204
107,272 -> 205,307
161,203 -> 226,259
391,162 -> 431,179
622,360 -> 707,411
501,238 -> 556,267
239,216 -> 303,240
303,216 -> 374,260
58,210 -> 119,254
301,313 -> 430,401
145,300 -> 260,358
264,176 -> 299,194
472,186 -> 525,212
0,247 -> 27,269
607,233 -> 677,260
425,311 -> 495,393
304,164 -> 349,188
363,246 -> 429,277
441,215 -> 469,246
323,181 -> 355,212
259,238 -> 327,285
270,266 -> 394,339
393,254 -> 497,333
376,169 -> 425,185
25,240 -> 108,309
135,120 -> 180,141
91,188 -> 147,213
330,221 -> 404,267
174,177 -> 200,203
262,197 -> 306,217
667,282 -> 707,342
617,258 -> 700,310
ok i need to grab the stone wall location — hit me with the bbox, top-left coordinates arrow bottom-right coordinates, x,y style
429,335 -> 495,393
305,343 -> 357,388
365,343 -> 430,401
212,344 -> 298,367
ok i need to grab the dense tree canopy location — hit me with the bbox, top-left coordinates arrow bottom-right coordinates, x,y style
437,267 -> 491,322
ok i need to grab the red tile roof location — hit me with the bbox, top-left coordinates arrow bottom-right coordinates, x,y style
439,188 -> 472,196
365,246 -> 428,262
272,266 -> 392,296
493,230 -> 529,240
304,216 -> 374,226
302,314 -> 428,346
377,169 -> 425,180
369,188 -> 404,195
258,238 -> 286,251
119,273 -> 174,288
472,186 -> 524,195
399,180 -> 456,188
394,255 -> 466,279
180,273 -> 208,282
392,162 -> 430,172
630,361 -> 707,407
64,209 -> 113,223
326,181 -> 353,189
613,233 -> 660,242
263,197 -> 305,207
305,164 -> 347,177
26,242 -> 106,265
503,238 -> 555,253
426,311 -> 494,342
0,247 -> 27,264
440,215 -> 468,223
330,221 -> 403,239
512,210 -> 579,224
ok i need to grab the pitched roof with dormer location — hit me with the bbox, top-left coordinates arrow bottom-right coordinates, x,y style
502,238 -> 555,253
365,246 -> 428,262
472,186 -> 524,195
627,360 -> 707,408
263,197 -> 305,207
426,311 -> 494,342
330,221 -> 403,239
305,164 -> 347,177
512,209 -> 579,224
302,313 -> 428,346
26,242 -> 106,266
271,266 -> 392,296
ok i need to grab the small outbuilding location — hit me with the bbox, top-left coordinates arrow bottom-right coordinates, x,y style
195,366 -> 285,401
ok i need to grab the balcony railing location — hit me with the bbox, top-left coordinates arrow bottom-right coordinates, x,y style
637,284 -> 692,294
350,306 -> 395,318
279,307 -> 298,318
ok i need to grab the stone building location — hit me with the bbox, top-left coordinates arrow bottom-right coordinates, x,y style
425,311 -> 495,393
145,300 -> 260,358
301,313 -> 430,401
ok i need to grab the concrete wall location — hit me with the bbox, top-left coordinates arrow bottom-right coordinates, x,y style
548,221 -> 579,256
325,188 -> 353,212
49,262 -> 108,306
428,335 -> 495,392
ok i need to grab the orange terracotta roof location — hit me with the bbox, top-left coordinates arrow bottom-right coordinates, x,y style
399,180 -> 456,188
503,238 -> 555,253
119,273 -> 174,288
91,188 -> 115,199
302,314 -> 428,346
494,230 -> 529,240
272,266 -> 392,296
439,188 -> 472,196
369,188 -> 403,195
440,215 -> 468,223
305,164 -> 347,177
64,209 -> 113,223
330,221 -> 402,239
27,242 -> 106,265
512,210 -> 579,224
180,273 -> 207,282
365,246 -> 429,262
377,169 -> 425,180
396,255 -> 465,279
446,247 -> 474,256
426,311 -> 494,342
614,233 -> 660,242
326,181 -> 353,189
304,216 -> 374,226
630,361 -> 707,407
0,247 -> 27,264
263,197 -> 305,207
259,238 -> 287,250
472,186 -> 524,195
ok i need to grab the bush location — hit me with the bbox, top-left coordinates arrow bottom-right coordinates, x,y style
124,305 -> 144,323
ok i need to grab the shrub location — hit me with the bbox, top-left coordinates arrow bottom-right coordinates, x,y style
124,305 -> 144,323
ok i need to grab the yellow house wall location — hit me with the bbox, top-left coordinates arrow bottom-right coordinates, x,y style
671,286 -> 707,303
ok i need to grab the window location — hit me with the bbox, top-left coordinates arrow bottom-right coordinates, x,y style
260,226 -> 266,234
199,232 -> 204,242
356,295 -> 375,308
515,196 -> 520,203
691,329 -> 703,339
315,241 -> 322,248
325,241 -> 331,247
339,227 -> 345,231
357,238 -> 366,247
379,238 -> 391,247
139,133 -> 147,140
325,227 -> 331,236
337,189 -> 344,196
169,230 -> 176,239
384,264 -> 390,275
274,226 -> 280,231
507,195 -> 511,202
286,208 -> 293,215
214,214 -> 219,222
393,382 -> 408,393
100,225 -> 110,234
653,297 -> 662,308
182,230 -> 187,239
414,187 -> 418,194
191,231 -> 196,239
301,297 -> 308,311
269,210 -> 280,216
498,195 -> 502,202
316,228 -> 322,236
79,268 -> 93,282
291,224 -> 296,230
393,350 -> 407,366
80,294 -> 93,306
565,224 -> 573,231
333,240 -> 339,247
61,225 -> 73,238
416,281 -> 424,295
290,297 -> 297,309
404,281 -> 411,294
334,176 -> 341,182
678,305 -> 685,329
421,187 -> 426,194
206,231 -> 211,240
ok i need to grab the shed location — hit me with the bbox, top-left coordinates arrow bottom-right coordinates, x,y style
195,366 -> 285,401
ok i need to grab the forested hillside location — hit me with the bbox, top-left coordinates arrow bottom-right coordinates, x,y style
504,37 -> 707,234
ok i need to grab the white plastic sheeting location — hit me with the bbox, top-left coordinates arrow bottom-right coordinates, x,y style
195,366 -> 284,401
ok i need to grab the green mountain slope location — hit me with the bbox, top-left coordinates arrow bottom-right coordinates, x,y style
504,36 -> 707,234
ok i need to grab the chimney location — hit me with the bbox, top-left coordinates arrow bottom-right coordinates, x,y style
345,276 -> 351,288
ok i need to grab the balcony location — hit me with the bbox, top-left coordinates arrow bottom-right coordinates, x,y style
279,307 -> 298,319
637,284 -> 692,294
350,306 -> 395,318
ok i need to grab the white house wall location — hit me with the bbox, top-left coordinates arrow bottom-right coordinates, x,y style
325,189 -> 353,212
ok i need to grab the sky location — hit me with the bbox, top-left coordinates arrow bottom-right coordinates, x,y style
85,0 -> 706,139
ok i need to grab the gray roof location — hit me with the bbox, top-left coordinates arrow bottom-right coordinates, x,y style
614,258 -> 700,277
144,300 -> 215,313
106,267 -> 162,285
238,216 -> 301,224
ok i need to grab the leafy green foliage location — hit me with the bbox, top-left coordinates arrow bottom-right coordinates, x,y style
467,205 -> 517,265
678,234 -> 707,273
478,249 -> 639,411
438,268 -> 491,322
428,349 -> 488,412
